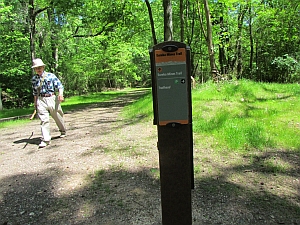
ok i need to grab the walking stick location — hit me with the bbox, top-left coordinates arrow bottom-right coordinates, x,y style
30,109 -> 37,120
23,132 -> 34,149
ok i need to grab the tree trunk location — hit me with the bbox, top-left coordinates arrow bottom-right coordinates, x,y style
203,0 -> 217,80
235,5 -> 248,78
145,0 -> 157,45
28,0 -> 48,65
28,0 -> 36,62
180,0 -> 184,42
219,17 -> 227,75
249,2 -> 254,78
47,6 -> 59,73
0,87 -> 3,110
163,0 -> 173,41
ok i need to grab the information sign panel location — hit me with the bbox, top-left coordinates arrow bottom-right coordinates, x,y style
154,48 -> 189,126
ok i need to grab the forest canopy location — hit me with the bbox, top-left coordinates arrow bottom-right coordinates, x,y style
0,0 -> 299,108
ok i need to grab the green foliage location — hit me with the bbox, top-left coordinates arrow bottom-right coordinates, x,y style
272,54 -> 300,82
252,0 -> 300,82
1,0 -> 300,109
0,1 -> 31,108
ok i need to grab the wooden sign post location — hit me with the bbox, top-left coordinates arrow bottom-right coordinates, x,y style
150,41 -> 194,225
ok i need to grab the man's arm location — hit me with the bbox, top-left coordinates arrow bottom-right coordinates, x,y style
30,95 -> 38,120
52,74 -> 64,102
58,88 -> 64,102
34,95 -> 38,108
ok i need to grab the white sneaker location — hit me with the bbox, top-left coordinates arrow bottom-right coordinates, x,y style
60,133 -> 66,138
39,141 -> 50,148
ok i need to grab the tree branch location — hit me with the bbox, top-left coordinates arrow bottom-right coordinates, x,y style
72,21 -> 113,38
33,6 -> 50,18
197,0 -> 207,42
145,0 -> 157,45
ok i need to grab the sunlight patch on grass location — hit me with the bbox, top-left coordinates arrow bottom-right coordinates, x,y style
121,92 -> 153,122
262,157 -> 292,173
0,119 -> 31,128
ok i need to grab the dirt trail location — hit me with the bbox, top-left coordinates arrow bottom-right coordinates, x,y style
0,90 -> 162,225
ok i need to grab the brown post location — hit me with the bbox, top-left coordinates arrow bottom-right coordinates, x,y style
150,41 -> 193,225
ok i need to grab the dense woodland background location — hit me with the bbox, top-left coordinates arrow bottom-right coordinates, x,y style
0,0 -> 299,109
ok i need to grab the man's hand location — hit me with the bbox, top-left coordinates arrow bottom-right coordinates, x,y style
30,109 -> 37,120
58,95 -> 64,102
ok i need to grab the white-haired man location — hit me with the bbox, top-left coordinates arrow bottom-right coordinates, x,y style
31,58 -> 66,148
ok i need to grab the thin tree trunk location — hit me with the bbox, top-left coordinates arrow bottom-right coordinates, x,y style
203,0 -> 217,80
0,87 -> 3,110
180,0 -> 184,42
47,6 -> 59,73
163,0 -> 173,41
236,13 -> 243,77
28,0 -> 35,62
249,1 -> 254,78
235,5 -> 248,78
197,0 -> 208,83
197,0 -> 207,41
28,0 -> 48,64
187,1 -> 196,46
145,0 -> 157,45
219,16 -> 227,75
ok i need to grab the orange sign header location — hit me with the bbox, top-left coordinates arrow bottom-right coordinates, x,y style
155,48 -> 186,63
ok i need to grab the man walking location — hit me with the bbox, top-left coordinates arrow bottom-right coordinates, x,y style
31,58 -> 66,148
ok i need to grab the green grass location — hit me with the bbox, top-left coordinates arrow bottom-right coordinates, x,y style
121,92 -> 153,122
192,80 -> 300,152
59,89 -> 131,111
0,89 -> 132,128
0,118 -> 31,129
0,89 -> 132,118
122,80 -> 300,153
0,108 -> 35,119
